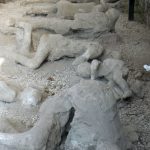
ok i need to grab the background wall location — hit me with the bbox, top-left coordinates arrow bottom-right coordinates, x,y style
120,0 -> 150,26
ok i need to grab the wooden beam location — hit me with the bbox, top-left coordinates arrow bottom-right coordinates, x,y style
128,0 -> 135,21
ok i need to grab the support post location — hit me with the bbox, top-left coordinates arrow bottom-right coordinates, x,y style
128,0 -> 135,21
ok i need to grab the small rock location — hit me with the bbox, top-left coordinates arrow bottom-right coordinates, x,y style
0,81 -> 16,103
124,125 -> 139,143
47,76 -> 55,81
134,71 -> 143,79
20,87 -> 42,106
130,79 -> 144,98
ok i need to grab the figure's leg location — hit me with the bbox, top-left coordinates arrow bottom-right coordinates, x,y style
72,55 -> 88,66
112,70 -> 132,99
12,34 -> 50,69
73,43 -> 104,66
16,22 -> 32,56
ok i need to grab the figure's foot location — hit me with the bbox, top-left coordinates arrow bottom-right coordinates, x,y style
72,56 -> 87,66
122,90 -> 132,99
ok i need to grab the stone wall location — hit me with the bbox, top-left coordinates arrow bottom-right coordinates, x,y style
136,0 -> 150,26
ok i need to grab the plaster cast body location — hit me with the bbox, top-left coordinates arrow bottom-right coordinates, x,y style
0,80 -> 127,150
0,1 -> 133,150
77,59 -> 132,98
13,22 -> 104,69
19,7 -> 119,36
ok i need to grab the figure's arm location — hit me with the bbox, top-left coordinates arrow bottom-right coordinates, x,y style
19,17 -> 72,35
113,70 -> 132,99
73,43 -> 104,66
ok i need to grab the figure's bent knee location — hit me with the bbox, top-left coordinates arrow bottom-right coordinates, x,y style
83,43 -> 104,60
28,60 -> 40,69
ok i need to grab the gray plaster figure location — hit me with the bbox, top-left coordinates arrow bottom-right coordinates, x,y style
12,22 -> 104,69
18,7 -> 119,36
0,80 -> 128,150
77,59 -> 132,99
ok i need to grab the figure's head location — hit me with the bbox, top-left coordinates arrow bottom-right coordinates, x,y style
77,62 -> 91,78
77,60 -> 101,80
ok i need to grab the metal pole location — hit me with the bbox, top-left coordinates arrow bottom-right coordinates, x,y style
128,0 -> 135,21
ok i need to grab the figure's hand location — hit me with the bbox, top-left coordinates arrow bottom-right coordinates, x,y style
122,90 -> 132,99
91,59 -> 101,80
